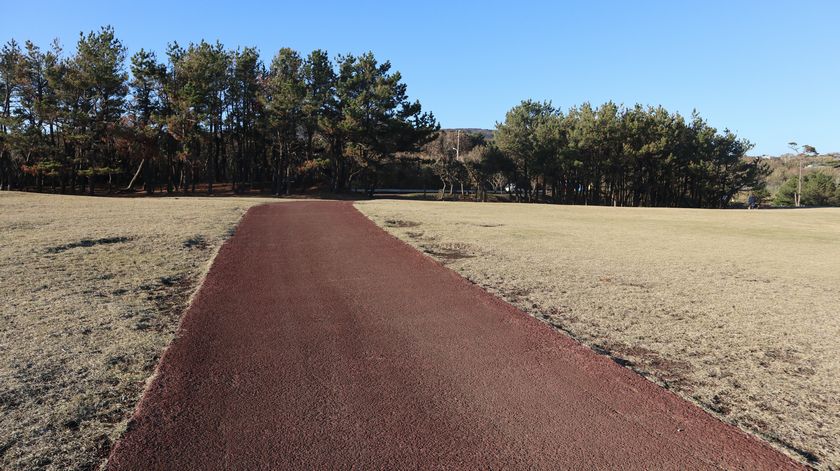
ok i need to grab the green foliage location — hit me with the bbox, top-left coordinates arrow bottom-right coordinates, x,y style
332,52 -> 438,193
477,101 -> 764,207
760,154 -> 840,197
72,26 -> 128,127
802,172 -> 837,206
494,100 -> 557,201
774,172 -> 838,206
129,49 -> 164,125
0,27 -> 437,195
773,177 -> 797,206
0,28 -> 798,207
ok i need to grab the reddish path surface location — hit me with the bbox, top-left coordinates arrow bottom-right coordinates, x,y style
107,201 -> 800,470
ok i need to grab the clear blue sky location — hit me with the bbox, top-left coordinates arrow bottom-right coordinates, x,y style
3,0 -> 838,155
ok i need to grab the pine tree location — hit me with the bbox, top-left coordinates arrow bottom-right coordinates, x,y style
127,48 -> 164,193
69,26 -> 128,194
0,40 -> 22,190
335,52 -> 437,194
227,47 -> 262,192
265,47 -> 305,195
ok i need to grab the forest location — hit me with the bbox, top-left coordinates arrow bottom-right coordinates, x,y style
0,26 -> 786,207
428,103 -> 768,208
0,26 -> 439,196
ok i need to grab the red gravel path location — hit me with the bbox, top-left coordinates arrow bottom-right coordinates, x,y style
107,201 -> 800,470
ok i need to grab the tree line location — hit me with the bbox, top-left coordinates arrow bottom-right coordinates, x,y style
427,101 -> 768,208
0,26 -> 439,195
1,26 -> 774,208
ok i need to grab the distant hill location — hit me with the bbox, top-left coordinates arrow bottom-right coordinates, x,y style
751,152 -> 840,160
753,154 -> 840,193
442,128 -> 495,140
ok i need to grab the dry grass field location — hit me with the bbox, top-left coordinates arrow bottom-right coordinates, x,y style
0,192 -> 274,470
357,200 -> 840,468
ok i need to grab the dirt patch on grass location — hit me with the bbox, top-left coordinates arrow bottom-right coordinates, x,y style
594,340 -> 693,390
46,236 -> 135,254
357,200 -> 840,468
420,242 -> 478,262
182,235 -> 209,250
0,192 -> 274,470
384,219 -> 421,228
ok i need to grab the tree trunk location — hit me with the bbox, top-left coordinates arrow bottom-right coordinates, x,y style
125,159 -> 145,191
144,156 -> 154,195
167,154 -> 173,194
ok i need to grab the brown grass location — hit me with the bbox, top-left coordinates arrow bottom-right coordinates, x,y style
0,192 -> 274,470
357,200 -> 840,469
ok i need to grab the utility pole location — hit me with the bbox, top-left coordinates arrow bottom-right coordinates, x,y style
788,142 -> 802,207
456,129 -> 461,161
798,158 -> 803,207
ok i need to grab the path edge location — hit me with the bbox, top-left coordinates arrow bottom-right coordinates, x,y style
98,202 -> 278,470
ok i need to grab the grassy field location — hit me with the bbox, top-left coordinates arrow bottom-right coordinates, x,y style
3,192 -> 837,468
357,200 -> 840,468
0,192 -> 274,470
